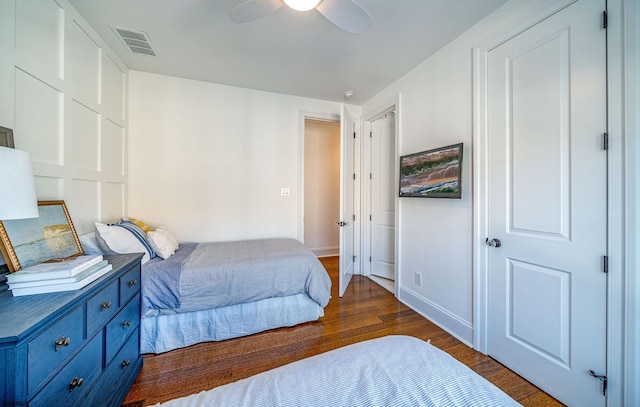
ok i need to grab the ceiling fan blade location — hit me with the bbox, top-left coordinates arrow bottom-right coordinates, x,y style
229,0 -> 283,24
316,0 -> 372,34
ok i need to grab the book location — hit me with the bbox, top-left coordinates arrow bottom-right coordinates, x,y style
7,260 -> 109,288
6,255 -> 104,283
10,263 -> 113,296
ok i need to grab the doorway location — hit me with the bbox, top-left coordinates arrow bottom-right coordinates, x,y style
303,119 -> 340,257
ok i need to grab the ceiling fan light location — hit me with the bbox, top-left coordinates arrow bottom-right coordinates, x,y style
283,0 -> 321,12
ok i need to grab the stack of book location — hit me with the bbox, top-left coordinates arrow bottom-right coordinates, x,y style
6,255 -> 112,296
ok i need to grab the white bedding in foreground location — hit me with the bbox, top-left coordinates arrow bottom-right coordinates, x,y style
154,335 -> 521,407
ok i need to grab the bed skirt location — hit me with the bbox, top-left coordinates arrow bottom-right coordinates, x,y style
140,294 -> 324,354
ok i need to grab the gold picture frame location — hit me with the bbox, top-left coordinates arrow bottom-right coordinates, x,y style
0,126 -> 14,148
0,200 -> 84,272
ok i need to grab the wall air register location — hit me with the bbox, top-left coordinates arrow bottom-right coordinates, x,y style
110,26 -> 157,56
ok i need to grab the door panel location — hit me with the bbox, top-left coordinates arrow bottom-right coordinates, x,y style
371,114 -> 396,281
509,29 -> 570,238
486,0 -> 607,405
338,104 -> 355,297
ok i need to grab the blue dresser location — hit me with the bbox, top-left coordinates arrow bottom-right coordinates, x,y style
0,253 -> 143,407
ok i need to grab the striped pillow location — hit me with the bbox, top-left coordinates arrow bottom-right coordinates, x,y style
94,221 -> 155,264
111,219 -> 156,259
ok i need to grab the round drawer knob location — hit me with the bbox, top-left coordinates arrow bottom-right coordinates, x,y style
100,301 -> 112,310
121,360 -> 131,368
128,279 -> 138,287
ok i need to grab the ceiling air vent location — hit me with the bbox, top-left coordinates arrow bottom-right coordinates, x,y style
110,26 -> 157,57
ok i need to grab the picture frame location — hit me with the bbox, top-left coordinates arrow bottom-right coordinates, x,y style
399,143 -> 463,199
0,200 -> 84,272
0,126 -> 15,148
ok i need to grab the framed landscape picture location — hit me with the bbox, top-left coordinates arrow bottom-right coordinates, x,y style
399,143 -> 463,199
0,200 -> 84,272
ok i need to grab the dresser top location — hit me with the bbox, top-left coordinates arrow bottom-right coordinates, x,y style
0,253 -> 142,344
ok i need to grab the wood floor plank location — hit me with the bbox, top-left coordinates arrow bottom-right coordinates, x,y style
123,256 -> 562,406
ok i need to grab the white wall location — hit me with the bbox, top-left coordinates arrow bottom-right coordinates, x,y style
362,7 -> 487,343
0,0 -> 128,237
128,71 -> 353,242
304,119 -> 340,256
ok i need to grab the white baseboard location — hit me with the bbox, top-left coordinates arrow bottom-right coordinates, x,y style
398,286 -> 474,347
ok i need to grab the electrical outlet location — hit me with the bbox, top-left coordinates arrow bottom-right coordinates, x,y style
280,187 -> 290,197
414,272 -> 422,286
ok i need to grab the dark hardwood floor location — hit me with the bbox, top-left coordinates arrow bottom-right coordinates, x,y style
123,256 -> 562,406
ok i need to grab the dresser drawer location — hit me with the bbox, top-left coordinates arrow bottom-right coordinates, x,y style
105,293 -> 140,363
84,331 -> 140,407
109,331 -> 140,381
28,305 -> 84,394
29,333 -> 103,407
119,265 -> 141,305
86,280 -> 119,335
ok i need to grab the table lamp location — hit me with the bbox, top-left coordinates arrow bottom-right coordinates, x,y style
0,146 -> 38,220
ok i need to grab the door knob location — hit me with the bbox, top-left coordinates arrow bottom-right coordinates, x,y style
485,238 -> 502,248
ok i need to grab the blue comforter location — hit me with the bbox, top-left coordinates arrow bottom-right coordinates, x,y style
141,239 -> 331,314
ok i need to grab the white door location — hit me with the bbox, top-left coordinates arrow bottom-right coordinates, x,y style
370,113 -> 395,281
338,104 -> 355,297
486,0 -> 607,405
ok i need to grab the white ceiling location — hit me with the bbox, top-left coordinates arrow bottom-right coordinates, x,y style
68,0 -> 507,105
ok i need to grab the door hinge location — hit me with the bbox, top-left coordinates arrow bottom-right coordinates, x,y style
352,255 -> 356,262
369,131 -> 372,138
602,255 -> 609,273
353,173 -> 356,180
602,10 -> 608,29
369,256 -> 372,262
352,214 -> 356,222
603,133 -> 609,150
589,370 -> 608,396
369,173 -> 372,180
353,131 -> 356,139
369,214 -> 372,221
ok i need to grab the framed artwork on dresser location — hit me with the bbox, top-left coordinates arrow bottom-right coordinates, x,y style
0,200 -> 84,272
0,126 -> 14,148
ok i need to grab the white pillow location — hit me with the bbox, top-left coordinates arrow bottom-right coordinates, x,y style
147,227 -> 179,260
157,225 -> 179,247
95,222 -> 151,264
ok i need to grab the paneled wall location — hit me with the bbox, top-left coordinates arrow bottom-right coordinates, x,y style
0,0 -> 127,236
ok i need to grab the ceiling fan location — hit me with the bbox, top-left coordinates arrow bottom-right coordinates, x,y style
229,0 -> 373,34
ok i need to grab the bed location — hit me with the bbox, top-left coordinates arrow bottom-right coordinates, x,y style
84,223 -> 331,354
152,335 -> 521,407
138,238 -> 332,354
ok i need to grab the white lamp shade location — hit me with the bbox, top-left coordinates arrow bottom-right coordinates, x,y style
283,0 -> 321,11
0,146 -> 39,220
